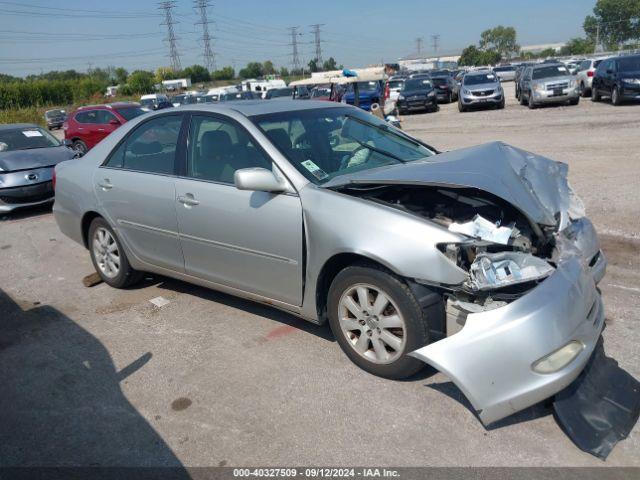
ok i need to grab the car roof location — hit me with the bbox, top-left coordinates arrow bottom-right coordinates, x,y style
76,102 -> 140,111
0,123 -> 40,131
179,99 -> 344,117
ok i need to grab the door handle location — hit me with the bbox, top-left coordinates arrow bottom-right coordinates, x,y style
97,179 -> 113,190
177,194 -> 200,207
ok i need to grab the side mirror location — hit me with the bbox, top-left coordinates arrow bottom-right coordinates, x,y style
109,119 -> 121,126
234,168 -> 287,193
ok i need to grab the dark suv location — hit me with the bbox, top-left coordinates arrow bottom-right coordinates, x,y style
63,103 -> 146,154
592,55 -> 640,106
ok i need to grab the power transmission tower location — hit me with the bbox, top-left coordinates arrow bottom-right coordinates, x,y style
288,26 -> 301,72
415,37 -> 424,56
310,23 -> 324,65
194,0 -> 215,71
158,1 -> 181,72
431,34 -> 440,55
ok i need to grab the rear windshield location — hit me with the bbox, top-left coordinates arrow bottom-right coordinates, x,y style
619,56 -> 640,72
388,80 -> 404,89
0,127 -> 60,152
402,79 -> 432,90
348,81 -> 378,92
493,66 -> 515,72
464,73 -> 497,85
269,88 -> 293,98
431,77 -> 448,86
114,107 -> 147,121
532,65 -> 568,79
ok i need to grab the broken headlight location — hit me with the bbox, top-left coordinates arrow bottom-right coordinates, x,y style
468,251 -> 555,291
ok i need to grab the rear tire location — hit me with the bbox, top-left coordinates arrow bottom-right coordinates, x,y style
88,217 -> 143,289
327,265 -> 431,379
591,87 -> 601,102
569,97 -> 580,106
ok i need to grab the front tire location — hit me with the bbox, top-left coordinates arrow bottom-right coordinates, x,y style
612,86 -> 622,106
528,91 -> 537,109
327,265 -> 430,379
569,97 -> 580,106
72,140 -> 88,155
89,217 -> 142,289
458,99 -> 466,112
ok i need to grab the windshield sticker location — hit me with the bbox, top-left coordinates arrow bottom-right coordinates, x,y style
301,159 -> 329,180
22,130 -> 43,137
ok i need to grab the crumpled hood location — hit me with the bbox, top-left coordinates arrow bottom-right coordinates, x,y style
0,146 -> 76,172
325,141 -> 573,227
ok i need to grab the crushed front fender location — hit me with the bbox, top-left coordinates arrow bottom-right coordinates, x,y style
410,256 -> 605,426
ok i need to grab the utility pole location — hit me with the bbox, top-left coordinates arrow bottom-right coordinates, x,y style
415,37 -> 424,56
431,34 -> 440,56
158,1 -> 181,72
310,23 -> 324,65
194,0 -> 215,71
595,23 -> 601,53
288,26 -> 301,72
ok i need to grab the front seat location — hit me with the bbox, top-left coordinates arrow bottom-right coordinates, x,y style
198,130 -> 234,182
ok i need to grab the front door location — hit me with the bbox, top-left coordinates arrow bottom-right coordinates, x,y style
174,113 -> 304,306
94,113 -> 186,272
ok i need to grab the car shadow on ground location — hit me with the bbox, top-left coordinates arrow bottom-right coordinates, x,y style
427,381 -> 552,430
143,275 -> 336,343
0,204 -> 53,223
0,288 -> 189,471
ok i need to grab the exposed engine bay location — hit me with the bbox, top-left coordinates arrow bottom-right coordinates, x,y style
335,184 -> 573,335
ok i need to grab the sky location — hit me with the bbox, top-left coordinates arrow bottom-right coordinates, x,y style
0,0 -> 597,77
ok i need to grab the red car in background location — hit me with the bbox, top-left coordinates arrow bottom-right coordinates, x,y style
63,103 -> 146,154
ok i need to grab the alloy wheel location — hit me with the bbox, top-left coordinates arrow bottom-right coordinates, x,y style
338,283 -> 406,364
92,227 -> 120,279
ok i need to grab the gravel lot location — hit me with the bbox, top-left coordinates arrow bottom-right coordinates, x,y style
2,82 -> 639,467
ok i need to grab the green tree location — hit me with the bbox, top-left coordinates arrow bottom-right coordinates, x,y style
279,66 -> 289,77
127,70 -> 155,94
308,58 -> 319,72
212,66 -> 235,80
584,0 -> 640,50
458,45 -> 482,66
479,26 -> 520,58
0,73 -> 22,83
322,57 -> 338,71
538,48 -> 558,58
113,67 -> 128,85
560,37 -> 596,55
262,60 -> 276,75
182,64 -> 211,83
238,62 -> 264,79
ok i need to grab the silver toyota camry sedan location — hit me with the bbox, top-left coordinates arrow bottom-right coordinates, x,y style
53,100 -> 607,425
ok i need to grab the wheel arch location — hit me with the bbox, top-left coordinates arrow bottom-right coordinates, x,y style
81,211 -> 103,249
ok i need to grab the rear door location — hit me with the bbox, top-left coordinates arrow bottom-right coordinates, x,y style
94,110 -> 120,145
174,113 -> 304,306
94,113 -> 186,272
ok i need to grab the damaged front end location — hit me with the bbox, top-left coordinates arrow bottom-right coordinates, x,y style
329,143 -> 612,426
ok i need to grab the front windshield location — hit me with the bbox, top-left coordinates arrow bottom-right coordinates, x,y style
402,79 -> 432,90
388,80 -> 404,89
139,99 -> 156,107
0,127 -> 60,152
114,106 -> 147,121
464,73 -> 497,85
252,107 -> 436,185
532,65 -> 568,79
619,56 -> 640,72
45,109 -> 65,118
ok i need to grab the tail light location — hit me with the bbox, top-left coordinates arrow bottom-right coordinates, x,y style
62,122 -> 68,130
384,83 -> 390,100
52,169 -> 56,190
587,71 -> 594,77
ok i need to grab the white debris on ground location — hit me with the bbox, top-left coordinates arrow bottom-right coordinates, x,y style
149,296 -> 170,308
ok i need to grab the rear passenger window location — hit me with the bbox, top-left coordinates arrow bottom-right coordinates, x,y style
105,115 -> 182,174
75,111 -> 99,124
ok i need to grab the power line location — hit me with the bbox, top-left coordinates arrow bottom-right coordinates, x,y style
158,1 -> 182,71
415,37 -> 424,55
193,0 -> 215,70
288,26 -> 301,71
310,23 -> 324,64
